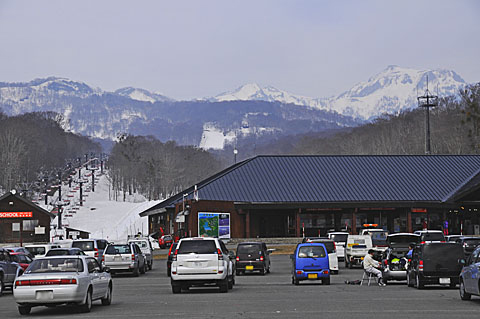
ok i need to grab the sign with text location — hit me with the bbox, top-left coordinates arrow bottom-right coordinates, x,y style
198,213 -> 230,239
0,212 -> 33,218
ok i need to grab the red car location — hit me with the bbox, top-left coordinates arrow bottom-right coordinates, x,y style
159,235 -> 173,249
9,252 -> 33,271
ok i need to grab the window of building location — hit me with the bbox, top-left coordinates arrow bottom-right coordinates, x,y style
12,223 -> 20,232
23,220 -> 39,231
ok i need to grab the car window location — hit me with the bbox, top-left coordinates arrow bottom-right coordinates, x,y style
237,244 -> 262,255
26,246 -> 46,256
130,240 -> 148,248
422,233 -> 445,241
219,240 -> 228,254
87,258 -> 101,273
98,240 -> 107,250
329,234 -> 348,242
298,246 -> 326,258
46,249 -> 68,256
26,258 -> 84,273
471,248 -> 480,265
177,240 -> 217,254
464,239 -> 480,246
105,245 -> 131,254
72,241 -> 94,251
0,252 -> 7,261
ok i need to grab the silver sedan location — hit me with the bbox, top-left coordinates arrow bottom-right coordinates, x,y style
13,255 -> 112,315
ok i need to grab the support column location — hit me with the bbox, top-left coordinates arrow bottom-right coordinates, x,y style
352,208 -> 357,235
245,211 -> 251,238
296,208 -> 301,237
407,209 -> 412,233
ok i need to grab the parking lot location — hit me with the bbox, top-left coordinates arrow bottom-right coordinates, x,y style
0,255 -> 479,318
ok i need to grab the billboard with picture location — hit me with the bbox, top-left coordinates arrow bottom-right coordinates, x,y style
198,212 -> 230,239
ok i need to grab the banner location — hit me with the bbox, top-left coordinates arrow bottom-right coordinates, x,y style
0,212 -> 33,218
198,212 -> 230,239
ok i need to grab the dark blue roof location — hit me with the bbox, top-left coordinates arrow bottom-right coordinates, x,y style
140,155 -> 480,215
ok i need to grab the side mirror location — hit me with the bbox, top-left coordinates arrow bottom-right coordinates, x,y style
458,259 -> 466,265
103,266 -> 111,273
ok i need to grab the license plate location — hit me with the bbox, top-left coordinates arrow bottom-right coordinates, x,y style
439,278 -> 450,285
308,273 -> 318,279
193,262 -> 203,267
246,265 -> 254,270
115,256 -> 122,261
36,291 -> 53,300
361,257 -> 364,260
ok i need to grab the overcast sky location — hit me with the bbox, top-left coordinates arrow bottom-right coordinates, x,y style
0,0 -> 479,100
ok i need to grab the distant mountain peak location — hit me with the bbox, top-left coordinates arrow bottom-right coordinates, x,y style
115,87 -> 173,103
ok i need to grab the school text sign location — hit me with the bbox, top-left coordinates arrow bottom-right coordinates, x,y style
0,212 -> 33,218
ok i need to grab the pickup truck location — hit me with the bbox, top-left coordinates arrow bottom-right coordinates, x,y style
345,235 -> 373,268
0,248 -> 23,296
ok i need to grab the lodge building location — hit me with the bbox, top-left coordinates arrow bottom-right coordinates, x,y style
0,191 -> 54,244
139,156 -> 480,238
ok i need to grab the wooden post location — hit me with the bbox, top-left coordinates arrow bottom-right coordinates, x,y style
296,208 -> 301,237
352,208 -> 357,235
407,209 -> 412,233
245,211 -> 251,238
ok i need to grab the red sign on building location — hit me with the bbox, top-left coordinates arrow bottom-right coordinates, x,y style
0,212 -> 33,218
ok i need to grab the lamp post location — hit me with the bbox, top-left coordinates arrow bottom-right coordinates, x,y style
89,167 -> 98,192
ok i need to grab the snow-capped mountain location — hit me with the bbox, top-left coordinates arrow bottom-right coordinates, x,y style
209,66 -> 466,120
115,87 -> 173,103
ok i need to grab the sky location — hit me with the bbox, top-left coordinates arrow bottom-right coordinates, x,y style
0,0 -> 479,100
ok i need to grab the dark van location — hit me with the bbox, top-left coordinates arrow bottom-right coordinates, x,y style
407,242 -> 465,289
235,242 -> 271,275
291,243 -> 330,285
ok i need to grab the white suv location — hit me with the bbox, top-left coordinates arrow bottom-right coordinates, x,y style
170,237 -> 235,293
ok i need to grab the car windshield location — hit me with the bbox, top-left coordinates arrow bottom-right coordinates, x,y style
329,234 -> 348,242
72,241 -> 95,251
237,244 -> 262,255
389,235 -> 419,245
25,247 -> 46,256
26,258 -> 84,273
46,250 -> 69,256
309,241 -> 335,253
464,239 -> 480,246
298,246 -> 326,258
12,255 -> 31,263
177,240 -> 217,254
130,241 -> 148,248
423,233 -> 445,241
105,245 -> 131,254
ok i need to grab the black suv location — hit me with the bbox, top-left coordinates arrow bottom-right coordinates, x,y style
235,242 -> 271,275
0,248 -> 23,296
407,242 -> 465,289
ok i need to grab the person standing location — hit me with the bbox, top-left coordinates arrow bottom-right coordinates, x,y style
364,249 -> 385,286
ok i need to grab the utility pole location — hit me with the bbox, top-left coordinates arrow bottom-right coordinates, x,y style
417,75 -> 438,155
57,171 -> 62,201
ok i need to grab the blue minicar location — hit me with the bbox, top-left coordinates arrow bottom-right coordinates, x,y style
291,243 -> 330,285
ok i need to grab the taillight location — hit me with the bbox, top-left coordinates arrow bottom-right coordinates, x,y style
131,254 -> 135,261
260,256 -> 264,261
16,279 -> 77,287
384,259 -> 388,265
217,248 -> 223,260
296,270 -> 302,275
172,249 -> 178,261
419,260 -> 423,270
420,241 -> 426,244
94,248 -> 99,258
333,242 -> 337,252
236,256 -> 239,261
323,270 -> 329,274
168,246 -> 173,256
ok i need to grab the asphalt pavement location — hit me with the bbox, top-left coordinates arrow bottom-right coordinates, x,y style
0,255 -> 479,318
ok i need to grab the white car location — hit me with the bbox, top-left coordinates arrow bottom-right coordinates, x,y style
306,239 -> 339,274
345,235 -> 373,268
170,237 -> 235,293
127,238 -> 154,270
71,239 -> 109,264
13,255 -> 112,315
327,232 -> 349,260
24,244 -> 62,258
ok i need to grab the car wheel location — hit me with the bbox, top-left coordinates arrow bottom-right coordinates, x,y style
416,274 -> 424,289
236,269 -> 241,276
267,265 -> 271,274
460,280 -> 472,300
140,263 -> 146,274
133,266 -> 140,277
0,276 -> 4,297
228,276 -> 233,289
345,259 -> 349,268
148,261 -> 153,271
407,272 -> 414,287
260,267 -> 265,276
219,277 -> 229,293
348,262 -> 353,269
101,283 -> 113,306
79,288 -> 92,313
294,276 -> 300,286
18,305 -> 31,315
171,284 -> 181,294
323,277 -> 330,285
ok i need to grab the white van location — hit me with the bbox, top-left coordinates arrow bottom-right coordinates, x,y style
344,235 -> 373,269
128,237 -> 154,270
327,232 -> 349,260
24,243 -> 62,258
307,238 -> 339,274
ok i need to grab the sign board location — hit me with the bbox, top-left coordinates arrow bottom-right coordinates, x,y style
0,212 -> 33,218
175,215 -> 185,223
35,226 -> 46,235
411,208 -> 427,213
198,212 -> 230,239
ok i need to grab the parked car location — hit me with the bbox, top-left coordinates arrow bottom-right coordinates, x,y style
454,237 -> 480,258
159,235 -> 173,249
360,227 -> 389,251
460,245 -> 480,300
166,242 -> 178,277
446,235 -> 463,242
128,237 -> 154,270
103,243 -> 147,276
407,242 -> 464,289
235,242 -> 271,275
170,237 -> 235,293
5,247 -> 34,259
327,232 -> 349,260
9,253 -> 34,272
24,243 -> 62,258
0,248 -> 24,296
71,239 -> 109,264
291,243 -> 330,285
382,233 -> 420,283
414,230 -> 446,243
13,256 -> 112,315
303,238 -> 339,274
45,248 -> 86,256
345,235 -> 372,268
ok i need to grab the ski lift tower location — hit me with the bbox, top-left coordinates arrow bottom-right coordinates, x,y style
417,76 -> 438,155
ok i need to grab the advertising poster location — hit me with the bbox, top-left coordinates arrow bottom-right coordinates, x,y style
198,212 -> 230,239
